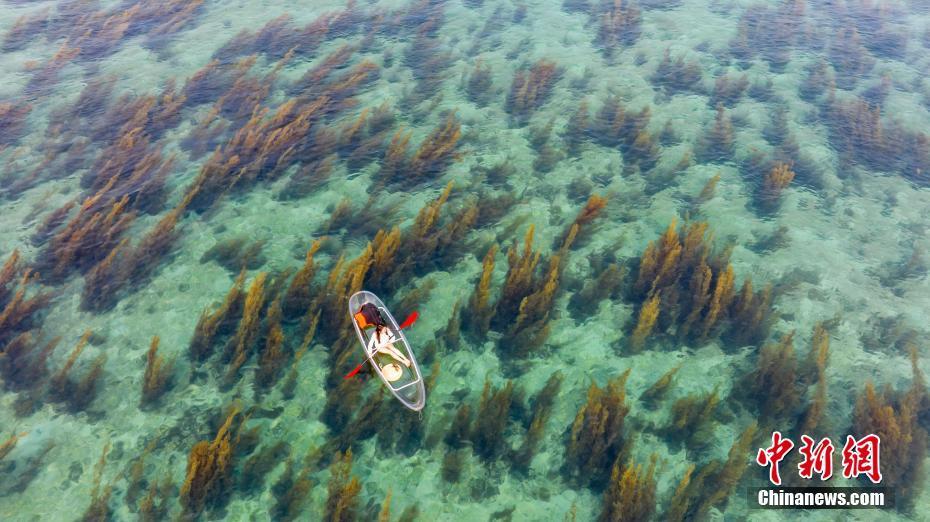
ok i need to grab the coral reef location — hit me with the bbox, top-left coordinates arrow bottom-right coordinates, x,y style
506,60 -> 562,123
566,370 -> 631,488
140,335 -> 174,406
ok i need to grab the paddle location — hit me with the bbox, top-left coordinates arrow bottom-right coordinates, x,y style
344,311 -> 419,379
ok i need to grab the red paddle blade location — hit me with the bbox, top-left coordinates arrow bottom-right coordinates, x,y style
398,311 -> 419,330
344,362 -> 365,379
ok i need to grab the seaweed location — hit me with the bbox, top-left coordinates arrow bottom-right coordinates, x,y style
596,0 -> 643,57
506,60 -> 562,123
224,272 -> 268,386
600,455 -> 657,522
710,72 -> 748,108
472,379 -> 516,461
256,299 -> 287,390
652,49 -> 703,95
81,442 -> 113,522
566,370 -> 631,488
639,363 -> 680,407
799,323 -> 830,436
49,331 -> 106,412
189,271 -> 245,361
441,449 -> 466,483
568,262 -> 624,319
697,104 -> 734,163
755,162 -> 795,215
465,59 -> 495,106
445,404 -> 473,449
852,371 -> 927,509
179,406 -> 240,514
324,450 -> 362,522
631,219 -> 773,349
740,333 -> 801,425
200,237 -> 267,273
513,372 -> 562,472
140,335 -> 174,406
270,455 -> 313,521
665,386 -> 720,452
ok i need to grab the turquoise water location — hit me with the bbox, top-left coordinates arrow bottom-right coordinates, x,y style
1,0 -> 929,520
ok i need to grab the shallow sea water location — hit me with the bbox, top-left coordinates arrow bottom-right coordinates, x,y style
1,0 -> 929,520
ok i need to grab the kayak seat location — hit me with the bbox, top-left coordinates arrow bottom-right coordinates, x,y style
354,311 -> 374,329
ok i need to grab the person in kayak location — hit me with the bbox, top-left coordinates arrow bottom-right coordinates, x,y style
355,303 -> 411,368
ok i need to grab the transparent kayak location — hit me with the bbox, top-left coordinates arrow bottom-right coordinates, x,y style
348,290 -> 426,411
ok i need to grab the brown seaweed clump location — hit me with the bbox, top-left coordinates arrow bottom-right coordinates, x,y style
665,423 -> 758,520
851,359 -> 928,510
755,162 -> 795,215
513,372 -> 563,472
140,336 -> 174,406
0,102 -> 32,148
378,113 -> 463,187
565,370 -> 632,488
596,0 -> 642,57
0,251 -> 51,347
179,406 -> 241,514
738,333 -> 800,426
471,379 -> 516,461
696,104 -> 734,163
324,450 -> 362,522
588,96 -> 661,171
465,59 -> 495,106
600,455 -> 656,522
270,454 -> 313,521
710,73 -> 749,108
630,219 -> 774,350
652,49 -> 703,95
48,331 -> 106,413
464,244 -> 498,340
505,60 -> 562,123
189,271 -> 245,361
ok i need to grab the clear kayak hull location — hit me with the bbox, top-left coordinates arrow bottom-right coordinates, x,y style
348,290 -> 426,411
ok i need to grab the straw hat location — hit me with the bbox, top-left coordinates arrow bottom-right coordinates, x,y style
382,363 -> 403,382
